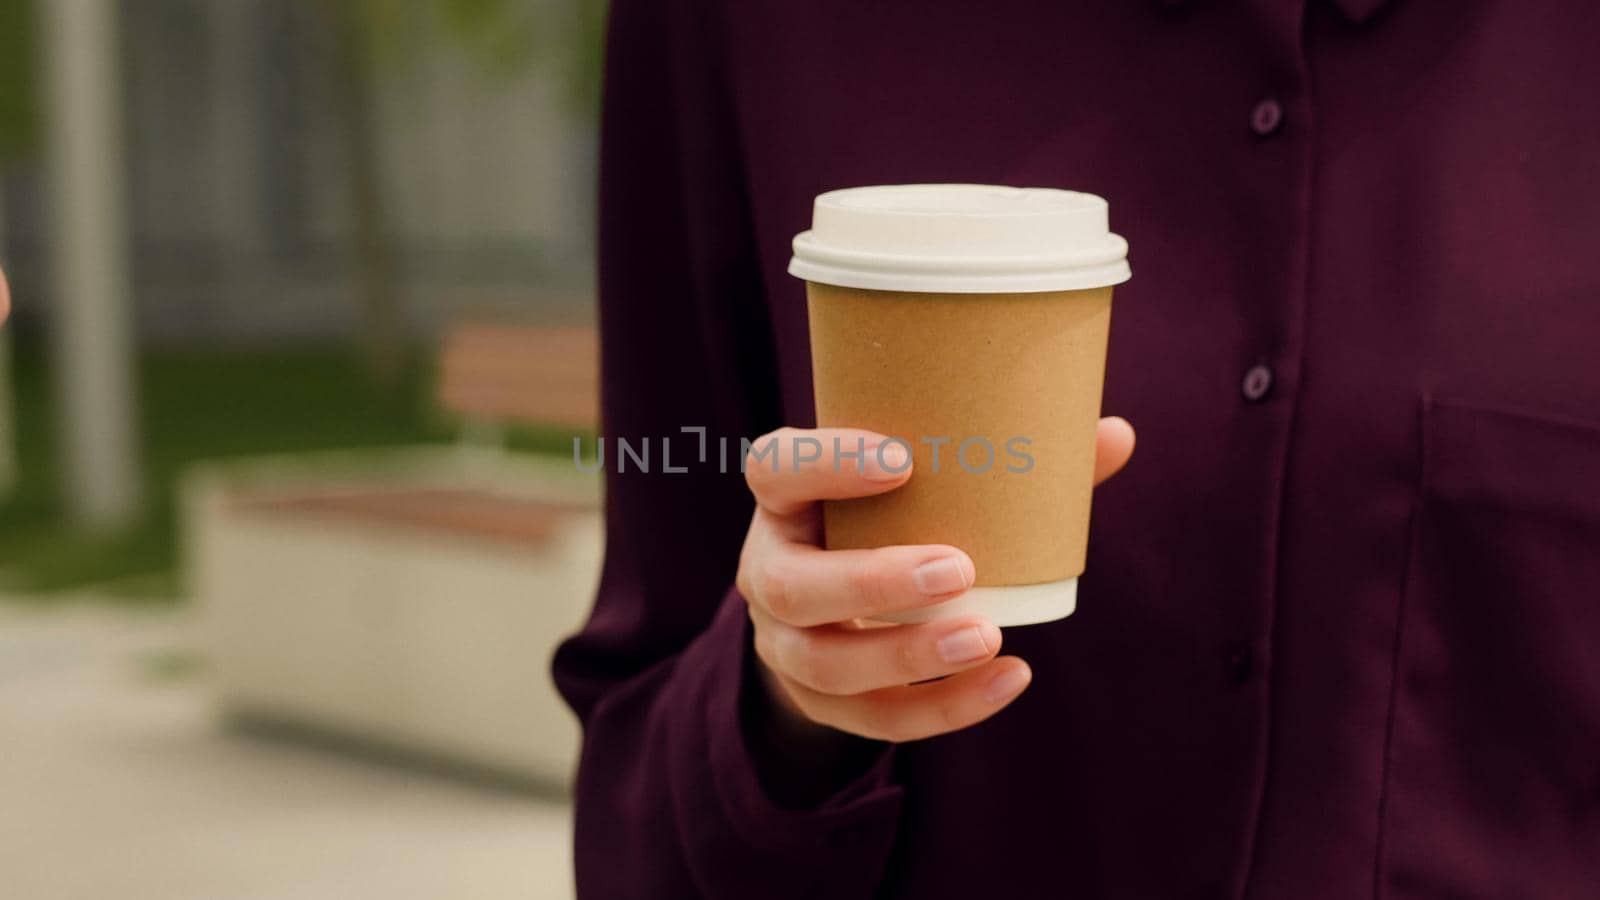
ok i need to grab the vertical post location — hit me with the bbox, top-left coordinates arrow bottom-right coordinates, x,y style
42,0 -> 142,529
0,187 -> 14,497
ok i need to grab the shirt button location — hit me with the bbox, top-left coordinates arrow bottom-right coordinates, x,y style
1250,97 -> 1284,136
1225,644 -> 1254,683
1241,364 -> 1274,402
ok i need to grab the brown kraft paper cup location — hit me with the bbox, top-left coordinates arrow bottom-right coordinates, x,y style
789,184 -> 1129,626
808,282 -> 1112,586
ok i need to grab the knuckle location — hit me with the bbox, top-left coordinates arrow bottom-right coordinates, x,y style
935,698 -> 971,735
742,452 -> 763,483
756,562 -> 798,623
743,433 -> 775,488
735,516 -> 764,598
823,708 -> 876,741
750,622 -> 779,668
892,637 -> 923,684
790,644 -> 836,694
778,688 -> 817,725
744,428 -> 790,482
735,561 -> 756,604
859,697 -> 917,744
735,547 -> 766,608
767,626 -> 807,682
846,562 -> 891,615
795,695 -> 842,732
877,717 -> 920,745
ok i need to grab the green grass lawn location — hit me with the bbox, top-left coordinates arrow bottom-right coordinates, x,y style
0,341 -> 455,601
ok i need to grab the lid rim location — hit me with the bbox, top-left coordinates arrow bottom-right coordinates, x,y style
789,184 -> 1130,294
788,257 -> 1131,294
791,230 -> 1128,274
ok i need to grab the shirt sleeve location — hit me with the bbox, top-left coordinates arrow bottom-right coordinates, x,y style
550,0 -> 905,896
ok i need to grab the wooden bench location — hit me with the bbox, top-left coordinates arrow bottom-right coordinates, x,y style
190,320 -> 603,789
438,321 -> 599,436
220,321 -> 602,538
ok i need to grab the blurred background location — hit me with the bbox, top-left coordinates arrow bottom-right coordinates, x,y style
1,1 -> 606,897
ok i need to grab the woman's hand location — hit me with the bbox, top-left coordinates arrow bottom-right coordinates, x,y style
737,418 -> 1135,745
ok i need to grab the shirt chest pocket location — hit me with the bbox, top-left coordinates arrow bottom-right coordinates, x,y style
1378,398 -> 1600,898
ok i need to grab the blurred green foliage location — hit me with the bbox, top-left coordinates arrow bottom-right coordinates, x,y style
0,343 -> 584,602
307,0 -> 609,385
328,0 -> 608,115
0,0 -> 609,602
0,0 -> 38,161
0,344 -> 448,600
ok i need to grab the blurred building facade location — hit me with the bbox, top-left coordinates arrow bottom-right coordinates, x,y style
1,0 -> 597,343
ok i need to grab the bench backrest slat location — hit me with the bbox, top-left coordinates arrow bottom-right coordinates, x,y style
436,322 -> 599,432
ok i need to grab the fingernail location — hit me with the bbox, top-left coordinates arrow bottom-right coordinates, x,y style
863,442 -> 910,481
983,665 -> 1032,704
936,625 -> 997,664
912,556 -> 973,596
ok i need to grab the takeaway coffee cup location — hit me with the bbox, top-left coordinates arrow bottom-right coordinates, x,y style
788,184 -> 1129,627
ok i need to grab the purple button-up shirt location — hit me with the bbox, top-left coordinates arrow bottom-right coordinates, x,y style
552,1 -> 1600,896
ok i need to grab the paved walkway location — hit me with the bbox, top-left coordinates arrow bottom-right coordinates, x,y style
0,602 -> 575,900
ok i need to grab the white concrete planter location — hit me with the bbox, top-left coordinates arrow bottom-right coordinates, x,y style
184,449 -> 601,788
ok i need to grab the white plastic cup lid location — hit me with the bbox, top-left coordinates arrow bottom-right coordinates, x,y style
788,184 -> 1130,294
